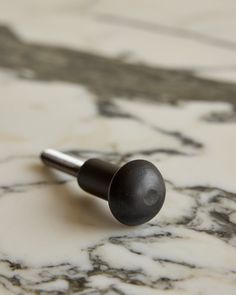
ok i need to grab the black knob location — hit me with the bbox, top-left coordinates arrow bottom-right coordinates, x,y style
41,149 -> 166,226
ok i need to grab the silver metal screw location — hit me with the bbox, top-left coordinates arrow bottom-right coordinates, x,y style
41,149 -> 84,176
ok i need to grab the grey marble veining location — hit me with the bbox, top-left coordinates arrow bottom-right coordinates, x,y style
0,1 -> 236,294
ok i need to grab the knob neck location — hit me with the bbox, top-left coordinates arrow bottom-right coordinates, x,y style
77,159 -> 119,200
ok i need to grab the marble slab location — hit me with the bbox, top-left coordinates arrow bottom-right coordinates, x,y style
0,1 -> 236,294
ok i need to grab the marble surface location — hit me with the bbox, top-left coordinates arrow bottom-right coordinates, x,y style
0,1 -> 236,294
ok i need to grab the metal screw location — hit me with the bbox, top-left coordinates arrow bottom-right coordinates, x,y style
41,149 -> 166,226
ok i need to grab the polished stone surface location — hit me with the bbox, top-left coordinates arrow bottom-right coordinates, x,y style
0,1 -> 236,294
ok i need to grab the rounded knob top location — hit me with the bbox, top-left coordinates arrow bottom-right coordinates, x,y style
108,160 -> 166,226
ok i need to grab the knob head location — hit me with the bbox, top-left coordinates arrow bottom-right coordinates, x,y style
108,160 -> 166,226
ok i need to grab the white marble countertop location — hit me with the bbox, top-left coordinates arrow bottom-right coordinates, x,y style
0,1 -> 236,294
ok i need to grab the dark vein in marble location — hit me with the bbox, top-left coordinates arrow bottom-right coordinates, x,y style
0,25 -> 236,111
95,13 -> 236,51
202,110 -> 236,122
156,128 -> 203,149
176,186 -> 236,240
0,180 -> 70,197
97,100 -> 204,149
97,100 -> 135,119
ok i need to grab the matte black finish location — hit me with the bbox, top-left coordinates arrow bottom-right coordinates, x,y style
41,149 -> 166,226
108,160 -> 166,225
77,159 -> 119,201
78,158 -> 166,225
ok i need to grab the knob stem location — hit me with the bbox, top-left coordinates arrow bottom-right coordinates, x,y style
41,149 -> 84,177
